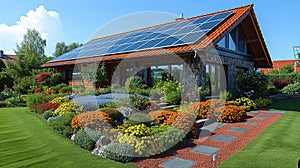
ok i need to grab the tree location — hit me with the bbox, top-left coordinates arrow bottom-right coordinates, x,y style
279,65 -> 294,74
53,42 -> 82,57
7,29 -> 46,77
80,63 -> 107,85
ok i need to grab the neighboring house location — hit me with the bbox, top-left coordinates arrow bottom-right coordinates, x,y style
260,60 -> 300,74
42,4 -> 272,95
0,50 -> 17,71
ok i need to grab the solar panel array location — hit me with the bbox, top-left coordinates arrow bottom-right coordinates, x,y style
49,11 -> 233,63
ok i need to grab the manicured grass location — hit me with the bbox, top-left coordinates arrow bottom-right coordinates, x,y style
219,98 -> 300,168
0,107 -> 136,168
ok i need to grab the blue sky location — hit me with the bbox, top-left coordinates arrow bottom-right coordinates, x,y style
0,0 -> 299,60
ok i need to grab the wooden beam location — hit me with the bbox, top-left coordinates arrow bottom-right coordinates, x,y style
247,39 -> 259,43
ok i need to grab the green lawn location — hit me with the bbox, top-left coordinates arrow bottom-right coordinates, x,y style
0,107 -> 136,168
219,98 -> 300,168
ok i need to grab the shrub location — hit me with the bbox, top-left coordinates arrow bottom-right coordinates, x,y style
13,76 -> 37,94
72,111 -> 112,131
53,102 -> 84,116
149,110 -> 177,125
129,94 -> 148,110
254,97 -> 273,108
42,110 -> 53,120
235,97 -> 256,111
36,102 -> 60,114
35,72 -> 52,85
74,130 -> 95,151
125,76 -> 143,93
217,105 -> 246,123
50,97 -> 70,104
104,142 -> 135,163
219,90 -> 233,101
268,85 -> 279,95
281,82 -> 300,95
5,96 -> 26,107
98,102 -> 116,108
236,71 -> 269,99
154,79 -> 182,105
134,88 -> 151,96
26,93 -> 49,111
61,86 -> 72,93
271,77 -> 292,90
49,73 -> 62,86
116,126 -> 185,156
49,113 -> 75,137
190,99 -> 225,120
172,112 -> 196,134
0,72 -> 13,92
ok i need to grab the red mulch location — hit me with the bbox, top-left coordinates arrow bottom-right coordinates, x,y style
133,110 -> 283,168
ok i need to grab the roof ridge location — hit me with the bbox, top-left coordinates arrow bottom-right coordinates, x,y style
89,4 -> 253,43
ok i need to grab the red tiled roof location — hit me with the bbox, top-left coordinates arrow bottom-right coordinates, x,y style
260,60 -> 300,74
0,54 -> 17,67
42,4 -> 271,68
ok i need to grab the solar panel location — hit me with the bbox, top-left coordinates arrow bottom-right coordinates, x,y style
48,11 -> 233,63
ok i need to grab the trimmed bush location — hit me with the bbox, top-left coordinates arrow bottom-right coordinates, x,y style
281,82 -> 300,95
104,142 -> 135,163
74,130 -> 95,151
72,111 -> 112,131
53,102 -> 84,116
235,97 -> 256,111
129,94 -> 148,110
49,113 -> 75,137
125,76 -> 143,93
217,105 -> 246,123
42,110 -> 53,120
49,73 -> 62,86
271,77 -> 292,90
254,97 -> 273,108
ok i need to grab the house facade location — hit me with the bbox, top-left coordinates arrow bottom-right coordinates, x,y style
260,60 -> 300,74
42,5 -> 272,95
0,50 -> 17,71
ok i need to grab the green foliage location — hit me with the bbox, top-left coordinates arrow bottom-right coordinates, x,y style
49,113 -> 75,137
98,102 -> 116,108
280,65 -> 294,74
281,82 -> 300,95
236,71 -> 269,99
235,97 -> 256,111
50,84 -> 68,92
134,88 -> 151,96
7,29 -> 46,77
53,42 -> 82,57
5,96 -> 26,107
26,93 -> 50,111
74,130 -> 95,151
129,94 -> 148,110
125,76 -> 143,93
49,73 -> 62,86
42,110 -> 53,120
104,142 -> 135,163
0,72 -> 13,92
80,63 -> 107,83
99,108 -> 123,126
61,86 -> 72,93
254,97 -> 273,108
155,79 -> 182,105
13,75 -> 37,94
219,90 -> 233,101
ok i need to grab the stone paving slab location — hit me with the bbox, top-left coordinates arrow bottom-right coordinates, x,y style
211,135 -> 237,142
159,157 -> 196,168
258,113 -> 272,117
227,127 -> 248,133
267,110 -> 286,114
201,122 -> 228,131
244,121 -> 258,126
252,117 -> 266,120
191,145 -> 220,155
247,110 -> 259,114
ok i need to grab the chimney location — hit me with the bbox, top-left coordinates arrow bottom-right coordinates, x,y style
175,13 -> 185,21
0,50 -> 3,58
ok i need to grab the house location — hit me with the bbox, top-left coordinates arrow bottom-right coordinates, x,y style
0,50 -> 17,71
260,60 -> 300,74
42,4 -> 272,96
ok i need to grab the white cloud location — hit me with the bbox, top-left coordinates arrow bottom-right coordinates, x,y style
0,5 -> 63,55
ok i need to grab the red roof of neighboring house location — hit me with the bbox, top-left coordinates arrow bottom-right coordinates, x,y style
0,54 -> 17,68
42,4 -> 272,68
260,60 -> 300,74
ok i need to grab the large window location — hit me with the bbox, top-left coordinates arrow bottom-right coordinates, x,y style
217,26 -> 250,54
206,64 -> 222,95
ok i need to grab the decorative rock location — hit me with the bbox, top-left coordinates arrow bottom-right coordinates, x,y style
116,107 -> 133,118
98,145 -> 107,157
96,136 -> 111,148
70,134 -> 76,141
